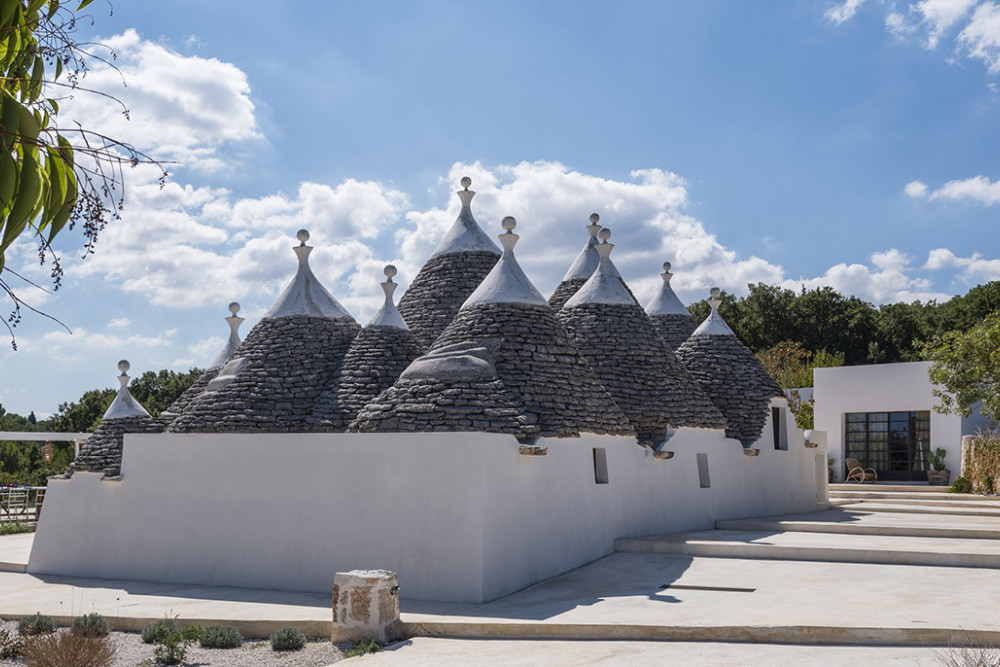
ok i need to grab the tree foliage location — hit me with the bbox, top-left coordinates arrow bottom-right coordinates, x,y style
925,312 -> 1000,423
689,281 -> 1000,366
0,0 -> 165,348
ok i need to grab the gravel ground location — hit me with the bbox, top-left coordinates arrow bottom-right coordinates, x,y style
0,620 -> 347,666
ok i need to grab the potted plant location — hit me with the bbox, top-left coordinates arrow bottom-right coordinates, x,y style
926,447 -> 950,486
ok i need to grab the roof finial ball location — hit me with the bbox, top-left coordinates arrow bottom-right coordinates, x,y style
501,216 -> 517,233
663,261 -> 672,273
709,286 -> 723,313
383,264 -> 398,282
296,229 -> 310,246
228,302 -> 240,316
118,359 -> 130,375
460,176 -> 472,191
598,227 -> 611,243
589,213 -> 600,225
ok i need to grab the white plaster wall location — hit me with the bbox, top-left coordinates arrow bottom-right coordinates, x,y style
31,408 -> 823,604
813,361 -> 988,481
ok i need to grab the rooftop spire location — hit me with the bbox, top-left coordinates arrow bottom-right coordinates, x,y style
563,227 -> 635,307
102,360 -> 152,420
692,287 -> 736,336
645,260 -> 691,316
264,229 -> 354,319
429,177 -> 502,259
462,216 -> 547,307
561,212 -> 602,281
368,265 -> 409,329
207,302 -> 244,370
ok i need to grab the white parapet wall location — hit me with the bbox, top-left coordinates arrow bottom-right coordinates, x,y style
29,399 -> 823,603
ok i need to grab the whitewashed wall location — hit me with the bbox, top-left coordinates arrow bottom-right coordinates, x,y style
813,361 -> 996,482
30,399 -> 823,603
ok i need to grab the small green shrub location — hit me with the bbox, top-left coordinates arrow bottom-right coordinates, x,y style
199,625 -> 242,649
72,613 -> 109,638
270,626 -> 306,652
23,629 -> 116,667
0,521 -> 33,535
927,447 -> 947,471
949,476 -> 974,494
141,619 -> 177,644
150,624 -> 203,665
18,612 -> 56,636
0,628 -> 26,659
345,638 -> 383,657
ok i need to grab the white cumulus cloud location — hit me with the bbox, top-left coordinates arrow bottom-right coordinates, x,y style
904,180 -> 929,198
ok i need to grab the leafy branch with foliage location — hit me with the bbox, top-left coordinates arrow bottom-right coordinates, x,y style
0,0 -> 166,348
925,312 -> 1000,424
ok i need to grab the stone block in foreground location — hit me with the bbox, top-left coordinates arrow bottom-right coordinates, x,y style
332,569 -> 399,643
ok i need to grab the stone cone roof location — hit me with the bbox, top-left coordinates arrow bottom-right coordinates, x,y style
674,290 -> 784,445
645,262 -> 696,351
549,214 -> 639,311
66,361 -> 164,478
355,219 -> 633,440
168,232 -> 360,433
161,304 -> 245,420
311,268 -> 423,430
557,239 -> 725,444
397,181 -> 501,349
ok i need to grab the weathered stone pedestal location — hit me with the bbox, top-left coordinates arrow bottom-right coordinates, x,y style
331,570 -> 399,643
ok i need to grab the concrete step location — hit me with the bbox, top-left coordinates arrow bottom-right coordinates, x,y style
0,561 -> 26,573
830,490 -> 1000,503
832,496 -> 1000,512
615,529 -> 1000,569
716,515 -> 1000,540
829,484 -> 942,493
832,501 -> 1000,518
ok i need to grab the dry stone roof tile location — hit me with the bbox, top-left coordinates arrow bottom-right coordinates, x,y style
398,182 -> 501,349
645,262 -> 697,350
675,291 -> 784,444
557,241 -> 725,443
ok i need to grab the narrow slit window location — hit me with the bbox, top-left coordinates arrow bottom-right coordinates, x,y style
593,448 -> 609,484
772,407 -> 788,451
697,453 -> 711,488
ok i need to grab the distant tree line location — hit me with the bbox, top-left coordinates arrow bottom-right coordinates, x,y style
688,281 -> 1000,368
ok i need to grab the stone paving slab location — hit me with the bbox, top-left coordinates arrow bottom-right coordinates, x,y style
343,637 -> 957,666
398,552 -> 1000,645
0,533 -> 32,572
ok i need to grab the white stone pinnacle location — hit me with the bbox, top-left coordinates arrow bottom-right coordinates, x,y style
264,230 -> 354,319
103,359 -> 152,420
692,286 -> 736,336
208,302 -> 245,370
561,213 -> 603,282
369,265 -> 409,329
429,179 -> 502,258
462,216 -> 547,307
563,227 -> 634,307
644,259 -> 692,317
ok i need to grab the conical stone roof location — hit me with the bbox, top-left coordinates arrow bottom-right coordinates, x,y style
674,288 -> 784,445
161,302 -> 245,420
310,266 -> 423,430
548,213 -> 639,311
397,177 -> 501,349
169,230 -> 360,433
354,217 -> 633,440
66,361 -> 165,478
645,261 -> 697,351
557,231 -> 725,445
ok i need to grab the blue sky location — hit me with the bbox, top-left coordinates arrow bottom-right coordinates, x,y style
3,0 -> 1000,417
